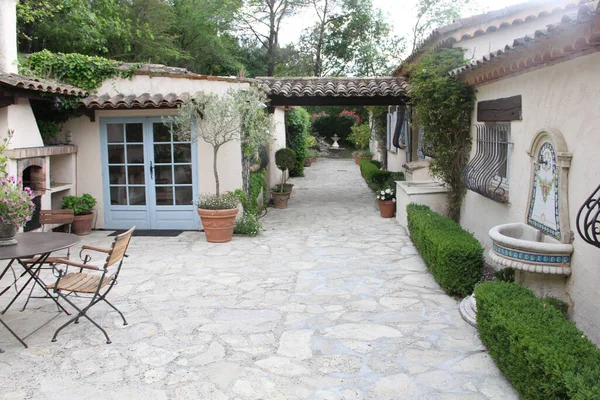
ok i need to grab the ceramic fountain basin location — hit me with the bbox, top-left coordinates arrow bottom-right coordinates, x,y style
489,222 -> 573,275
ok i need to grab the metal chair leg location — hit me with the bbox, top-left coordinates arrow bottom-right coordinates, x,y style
52,294 -> 113,344
103,298 -> 128,325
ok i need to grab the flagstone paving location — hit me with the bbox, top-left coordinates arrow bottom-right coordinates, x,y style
0,158 -> 518,399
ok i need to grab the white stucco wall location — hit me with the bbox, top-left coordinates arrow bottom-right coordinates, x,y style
387,149 -> 407,172
267,108 -> 286,189
63,76 -> 251,229
459,52 -> 600,345
0,101 -> 43,149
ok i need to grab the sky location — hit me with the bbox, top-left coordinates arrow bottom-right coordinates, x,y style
281,0 -> 527,50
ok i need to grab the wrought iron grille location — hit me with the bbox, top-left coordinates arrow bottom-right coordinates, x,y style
577,184 -> 600,249
462,123 -> 511,203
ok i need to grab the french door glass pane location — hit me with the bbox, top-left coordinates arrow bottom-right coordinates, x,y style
154,144 -> 172,163
126,123 -> 144,142
108,145 -> 125,163
153,123 -> 171,142
156,186 -> 173,205
128,166 -> 145,184
129,187 -> 146,205
127,145 -> 144,163
173,144 -> 192,163
107,124 -> 124,143
174,165 -> 192,184
109,166 -> 126,184
155,165 -> 173,184
175,186 -> 193,205
110,186 -> 127,205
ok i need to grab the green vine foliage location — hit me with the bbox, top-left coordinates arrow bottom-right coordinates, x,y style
368,106 -> 388,169
286,107 -> 310,177
19,50 -> 139,111
409,48 -> 476,222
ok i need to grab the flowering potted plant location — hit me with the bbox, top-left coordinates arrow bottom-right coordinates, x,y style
376,186 -> 396,218
0,176 -> 35,246
61,193 -> 97,235
196,192 -> 240,242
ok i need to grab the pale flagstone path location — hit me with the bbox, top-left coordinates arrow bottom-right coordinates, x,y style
0,158 -> 518,400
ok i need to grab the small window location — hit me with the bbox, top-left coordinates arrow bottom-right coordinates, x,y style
462,123 -> 511,203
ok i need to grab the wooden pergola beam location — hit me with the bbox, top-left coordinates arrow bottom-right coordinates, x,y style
268,95 -> 408,107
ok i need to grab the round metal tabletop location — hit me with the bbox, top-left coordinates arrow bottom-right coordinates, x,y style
0,233 -> 80,260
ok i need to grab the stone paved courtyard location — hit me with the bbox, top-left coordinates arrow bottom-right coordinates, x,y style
0,158 -> 518,399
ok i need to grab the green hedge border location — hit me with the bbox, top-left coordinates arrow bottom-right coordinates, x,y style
475,281 -> 600,399
359,160 -> 404,191
406,204 -> 483,297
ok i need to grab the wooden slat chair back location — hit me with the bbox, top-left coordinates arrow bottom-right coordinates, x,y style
39,210 -> 75,230
104,229 -> 133,269
47,226 -> 135,344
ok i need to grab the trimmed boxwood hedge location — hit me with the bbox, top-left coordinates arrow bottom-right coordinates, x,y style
368,160 -> 382,169
475,281 -> 600,399
359,160 -> 405,191
406,204 -> 483,297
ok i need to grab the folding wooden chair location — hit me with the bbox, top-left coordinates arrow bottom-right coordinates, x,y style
19,210 -> 75,311
47,226 -> 135,344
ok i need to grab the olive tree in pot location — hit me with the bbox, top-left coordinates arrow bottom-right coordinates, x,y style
170,89 -> 254,243
272,148 -> 296,209
61,193 -> 97,235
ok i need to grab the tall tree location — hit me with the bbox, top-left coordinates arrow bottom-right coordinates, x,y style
411,0 -> 471,53
300,0 -> 403,76
17,0 -> 131,55
238,0 -> 308,76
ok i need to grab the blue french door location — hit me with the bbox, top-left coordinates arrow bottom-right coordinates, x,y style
100,118 -> 199,230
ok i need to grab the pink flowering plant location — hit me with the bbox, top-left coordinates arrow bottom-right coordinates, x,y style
338,110 -> 361,125
0,176 -> 35,229
311,111 -> 329,121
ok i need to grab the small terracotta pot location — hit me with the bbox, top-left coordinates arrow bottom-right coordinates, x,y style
354,155 -> 360,165
198,208 -> 239,243
311,156 -> 317,163
378,200 -> 396,218
304,158 -> 312,167
271,191 -> 291,209
72,213 -> 94,235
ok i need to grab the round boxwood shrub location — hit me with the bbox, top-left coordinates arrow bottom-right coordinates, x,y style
275,148 -> 296,172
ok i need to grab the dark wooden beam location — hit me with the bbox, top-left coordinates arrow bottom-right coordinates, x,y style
81,109 -> 96,122
268,95 -> 408,107
0,86 -> 57,102
477,95 -> 522,122
0,94 -> 17,108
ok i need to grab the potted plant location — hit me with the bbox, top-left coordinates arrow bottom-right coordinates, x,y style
170,90 -> 250,243
272,147 -> 296,209
348,123 -> 371,165
61,193 -> 97,235
376,186 -> 396,218
358,149 -> 373,162
308,149 -> 319,163
303,157 -> 312,167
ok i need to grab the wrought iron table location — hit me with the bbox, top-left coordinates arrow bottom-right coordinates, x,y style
0,232 -> 80,349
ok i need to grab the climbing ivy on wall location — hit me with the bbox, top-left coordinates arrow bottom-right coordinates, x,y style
409,48 -> 475,222
20,50 -> 138,92
368,106 -> 388,170
286,107 -> 311,177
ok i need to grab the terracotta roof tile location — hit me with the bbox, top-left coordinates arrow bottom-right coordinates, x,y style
450,0 -> 600,79
81,92 -> 190,109
0,72 -> 87,96
254,77 -> 409,98
394,0 -> 591,76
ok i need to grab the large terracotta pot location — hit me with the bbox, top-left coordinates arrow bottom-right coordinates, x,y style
0,222 -> 18,246
271,191 -> 291,209
197,208 -> 239,243
72,213 -> 94,235
354,155 -> 360,165
378,200 -> 396,218
274,183 -> 294,197
311,156 -> 317,163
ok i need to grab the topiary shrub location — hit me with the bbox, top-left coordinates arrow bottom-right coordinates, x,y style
286,107 -> 310,177
475,281 -> 600,399
407,204 -> 483,297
